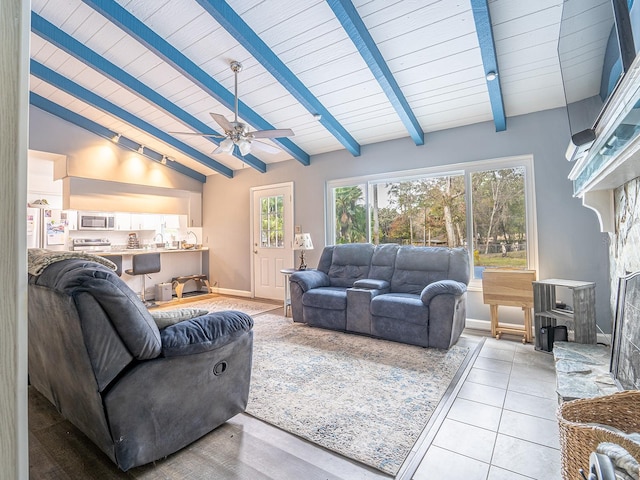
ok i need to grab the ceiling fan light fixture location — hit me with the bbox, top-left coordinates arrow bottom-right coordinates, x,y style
237,138 -> 251,156
217,137 -> 235,154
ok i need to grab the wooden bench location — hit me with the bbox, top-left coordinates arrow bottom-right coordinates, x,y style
171,274 -> 211,299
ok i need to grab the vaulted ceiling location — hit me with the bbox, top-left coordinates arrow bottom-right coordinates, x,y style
29,0 -> 611,182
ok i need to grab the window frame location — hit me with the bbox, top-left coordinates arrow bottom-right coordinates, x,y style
325,155 -> 538,291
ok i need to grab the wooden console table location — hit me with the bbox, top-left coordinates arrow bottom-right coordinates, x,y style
482,269 -> 536,343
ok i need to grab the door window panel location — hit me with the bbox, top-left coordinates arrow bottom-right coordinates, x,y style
260,195 -> 284,248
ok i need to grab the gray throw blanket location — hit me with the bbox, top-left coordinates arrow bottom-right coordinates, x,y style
28,248 -> 117,276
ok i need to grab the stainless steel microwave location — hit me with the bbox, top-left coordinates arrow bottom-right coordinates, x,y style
78,212 -> 115,230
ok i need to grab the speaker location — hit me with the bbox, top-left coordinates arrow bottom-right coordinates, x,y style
571,128 -> 596,146
539,326 -> 554,352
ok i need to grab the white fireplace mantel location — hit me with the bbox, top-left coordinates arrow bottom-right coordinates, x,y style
569,55 -> 640,233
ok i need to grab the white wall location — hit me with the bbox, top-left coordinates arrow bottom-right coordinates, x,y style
203,107 -> 612,331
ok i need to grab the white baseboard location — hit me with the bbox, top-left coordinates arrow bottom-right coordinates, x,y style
211,287 -> 253,298
465,318 -> 508,332
466,318 -> 612,346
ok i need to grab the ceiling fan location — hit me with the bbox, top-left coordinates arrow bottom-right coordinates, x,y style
173,60 -> 294,156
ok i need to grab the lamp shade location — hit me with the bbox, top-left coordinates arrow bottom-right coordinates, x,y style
293,233 -> 313,250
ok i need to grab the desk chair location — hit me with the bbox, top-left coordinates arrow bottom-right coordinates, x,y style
125,253 -> 161,305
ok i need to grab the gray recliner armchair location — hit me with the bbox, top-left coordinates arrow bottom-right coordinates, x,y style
28,257 -> 254,471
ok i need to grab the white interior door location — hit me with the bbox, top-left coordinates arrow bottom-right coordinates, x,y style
251,183 -> 294,300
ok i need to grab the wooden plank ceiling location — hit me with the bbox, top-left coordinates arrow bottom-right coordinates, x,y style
28,0 -> 609,181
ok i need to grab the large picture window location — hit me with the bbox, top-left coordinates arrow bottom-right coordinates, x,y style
327,156 -> 536,284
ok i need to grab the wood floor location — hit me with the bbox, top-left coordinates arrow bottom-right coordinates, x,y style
28,296 -> 479,480
29,385 -> 391,480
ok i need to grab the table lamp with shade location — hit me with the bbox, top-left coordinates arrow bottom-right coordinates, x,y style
293,233 -> 313,270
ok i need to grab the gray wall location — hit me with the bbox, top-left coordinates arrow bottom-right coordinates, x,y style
28,102 -> 611,330
29,106 -> 203,193
203,107 -> 611,330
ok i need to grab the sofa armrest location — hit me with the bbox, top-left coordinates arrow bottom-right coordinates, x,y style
420,280 -> 467,305
290,270 -> 330,292
160,310 -> 253,357
353,278 -> 389,290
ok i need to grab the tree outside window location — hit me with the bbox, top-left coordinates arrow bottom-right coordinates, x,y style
329,161 -> 531,280
260,195 -> 284,248
370,176 -> 465,247
335,185 -> 367,244
471,167 -> 527,276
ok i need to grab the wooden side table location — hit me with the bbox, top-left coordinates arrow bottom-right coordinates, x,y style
280,268 -> 298,317
482,269 -> 537,343
533,279 -> 596,350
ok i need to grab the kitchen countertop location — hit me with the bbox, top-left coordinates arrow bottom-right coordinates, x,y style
87,247 -> 209,255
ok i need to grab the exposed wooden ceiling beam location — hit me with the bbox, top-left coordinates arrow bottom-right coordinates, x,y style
82,0 -> 310,166
31,13 -> 266,174
194,0 -> 361,157
327,0 -> 424,146
470,0 -> 506,132
30,60 -> 234,178
29,93 -> 207,182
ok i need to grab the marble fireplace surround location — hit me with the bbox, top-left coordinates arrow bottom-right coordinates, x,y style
553,179 -> 640,401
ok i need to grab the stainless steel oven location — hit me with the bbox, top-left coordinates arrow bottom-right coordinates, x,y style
78,212 -> 115,230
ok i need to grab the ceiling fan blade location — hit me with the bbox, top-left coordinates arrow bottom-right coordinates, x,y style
250,140 -> 282,154
251,128 -> 294,139
170,131 -> 225,138
210,112 -> 233,133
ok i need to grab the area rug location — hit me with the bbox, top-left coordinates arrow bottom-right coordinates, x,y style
152,295 -> 279,317
246,313 -> 472,475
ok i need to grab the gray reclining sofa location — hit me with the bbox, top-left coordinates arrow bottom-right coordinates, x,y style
28,257 -> 254,471
289,243 -> 469,349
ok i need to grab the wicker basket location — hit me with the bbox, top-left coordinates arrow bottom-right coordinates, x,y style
558,390 -> 640,480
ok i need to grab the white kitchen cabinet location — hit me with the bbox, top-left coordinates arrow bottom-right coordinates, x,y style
130,213 -> 160,230
114,212 -> 131,230
162,214 -> 182,229
188,191 -> 202,227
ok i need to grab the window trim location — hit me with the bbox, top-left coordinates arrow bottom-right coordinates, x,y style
325,154 -> 538,290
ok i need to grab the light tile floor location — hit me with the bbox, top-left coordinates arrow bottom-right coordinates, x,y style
413,335 -> 561,480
